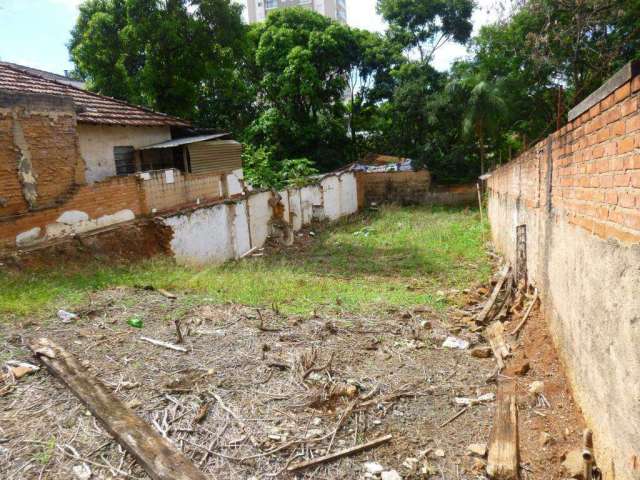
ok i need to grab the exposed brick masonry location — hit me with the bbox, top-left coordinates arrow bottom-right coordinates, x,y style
489,73 -> 640,244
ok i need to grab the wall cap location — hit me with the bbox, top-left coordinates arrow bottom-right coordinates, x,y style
568,61 -> 640,121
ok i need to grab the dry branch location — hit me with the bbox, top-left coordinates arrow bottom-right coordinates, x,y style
28,338 -> 207,480
439,406 -> 469,428
487,380 -> 519,480
140,336 -> 188,353
510,290 -> 539,336
158,288 -> 177,300
287,434 -> 392,472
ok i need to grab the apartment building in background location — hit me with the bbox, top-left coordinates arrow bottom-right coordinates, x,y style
244,0 -> 347,24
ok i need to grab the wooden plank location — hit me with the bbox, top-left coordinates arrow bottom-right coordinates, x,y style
510,289 -> 539,336
287,434 -> 392,472
28,338 -> 208,480
487,381 -> 519,480
485,321 -> 510,370
477,265 -> 511,324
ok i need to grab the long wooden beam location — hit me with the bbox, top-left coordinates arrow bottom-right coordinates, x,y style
29,338 -> 208,480
487,380 -> 519,479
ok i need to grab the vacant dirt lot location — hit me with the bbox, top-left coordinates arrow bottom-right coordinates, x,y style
0,207 -> 586,479
1,287 -> 497,479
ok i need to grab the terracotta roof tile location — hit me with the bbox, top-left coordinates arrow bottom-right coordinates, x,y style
0,62 -> 190,128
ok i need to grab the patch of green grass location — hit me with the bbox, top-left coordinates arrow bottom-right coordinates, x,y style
0,205 -> 490,318
32,437 -> 56,465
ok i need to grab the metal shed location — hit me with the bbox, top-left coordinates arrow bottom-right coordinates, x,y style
138,133 -> 243,174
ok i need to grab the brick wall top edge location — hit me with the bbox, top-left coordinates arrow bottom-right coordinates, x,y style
568,61 -> 640,121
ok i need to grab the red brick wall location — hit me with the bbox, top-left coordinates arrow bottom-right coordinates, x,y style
0,176 -> 144,248
356,170 -> 432,207
0,93 -> 85,217
488,74 -> 640,244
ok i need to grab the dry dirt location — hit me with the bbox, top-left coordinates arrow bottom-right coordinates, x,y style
0,277 -> 587,480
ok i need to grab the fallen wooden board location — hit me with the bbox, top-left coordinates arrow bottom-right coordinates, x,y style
28,338 -> 208,480
487,380 -> 519,480
287,434 -> 392,472
485,321 -> 510,370
477,265 -> 511,324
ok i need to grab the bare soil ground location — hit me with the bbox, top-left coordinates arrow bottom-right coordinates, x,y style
1,287 -> 498,480
504,308 -> 587,480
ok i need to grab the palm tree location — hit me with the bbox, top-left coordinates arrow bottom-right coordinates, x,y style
447,75 -> 506,175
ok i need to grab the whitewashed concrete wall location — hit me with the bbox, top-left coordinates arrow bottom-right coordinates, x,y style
247,191 -> 273,250
162,172 -> 358,265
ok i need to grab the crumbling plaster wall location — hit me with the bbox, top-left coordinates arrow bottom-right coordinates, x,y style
161,172 -> 359,265
0,91 -> 85,217
77,124 -> 171,183
487,63 -> 640,480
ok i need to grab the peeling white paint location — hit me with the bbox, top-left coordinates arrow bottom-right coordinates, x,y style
247,191 -> 273,249
288,189 -> 303,231
44,209 -> 136,241
232,201 -> 251,257
226,169 -> 245,196
57,210 -> 90,225
16,227 -> 41,246
338,173 -> 358,216
300,185 -> 322,224
321,175 -> 341,220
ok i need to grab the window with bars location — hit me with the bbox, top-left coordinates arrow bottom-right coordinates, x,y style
114,146 -> 136,176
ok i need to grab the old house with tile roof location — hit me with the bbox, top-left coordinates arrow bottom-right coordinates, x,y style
0,62 -> 244,249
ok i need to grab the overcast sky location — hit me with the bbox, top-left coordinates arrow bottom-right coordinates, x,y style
0,0 -> 503,75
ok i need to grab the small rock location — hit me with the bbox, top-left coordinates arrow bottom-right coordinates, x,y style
364,462 -> 384,474
72,464 -> 91,480
512,359 -> 531,376
539,432 -> 553,446
470,346 -> 492,358
562,449 -> 585,478
381,470 -> 402,480
467,443 -> 487,457
434,448 -> 445,458
442,336 -> 469,350
529,381 -> 545,394
57,309 -> 78,323
312,417 -> 322,426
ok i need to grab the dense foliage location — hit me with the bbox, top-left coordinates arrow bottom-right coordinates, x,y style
69,0 -> 640,186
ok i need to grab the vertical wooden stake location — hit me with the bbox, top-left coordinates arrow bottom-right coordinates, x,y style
477,182 -> 485,244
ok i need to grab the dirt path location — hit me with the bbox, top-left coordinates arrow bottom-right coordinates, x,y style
1,288 -> 498,479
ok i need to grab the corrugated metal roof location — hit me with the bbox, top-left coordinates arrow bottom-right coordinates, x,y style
0,62 -> 190,128
139,133 -> 233,150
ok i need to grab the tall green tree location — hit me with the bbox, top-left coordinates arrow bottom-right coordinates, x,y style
377,0 -> 474,62
69,0 -> 251,131
245,8 -> 360,171
447,72 -> 506,174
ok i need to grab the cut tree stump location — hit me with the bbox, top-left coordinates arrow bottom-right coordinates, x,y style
28,338 -> 208,480
487,380 -> 519,480
477,265 -> 511,324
